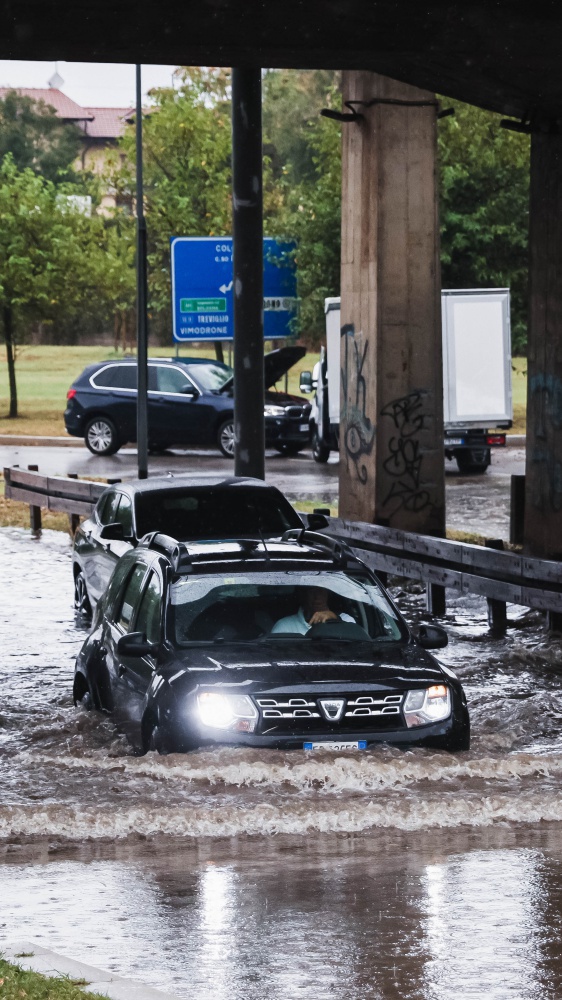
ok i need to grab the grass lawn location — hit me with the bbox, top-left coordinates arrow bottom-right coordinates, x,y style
0,957 -> 102,1000
0,344 -> 527,438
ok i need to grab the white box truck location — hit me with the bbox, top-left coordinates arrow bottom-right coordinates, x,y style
301,288 -> 513,473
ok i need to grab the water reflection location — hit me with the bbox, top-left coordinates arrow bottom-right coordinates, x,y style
423,850 -> 540,999
3,836 -> 562,1000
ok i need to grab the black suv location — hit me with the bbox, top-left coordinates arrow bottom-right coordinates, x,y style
73,475 -> 306,613
74,530 -> 470,754
64,346 -> 311,458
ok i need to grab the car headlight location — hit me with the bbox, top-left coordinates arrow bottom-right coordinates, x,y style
403,685 -> 451,728
264,405 -> 286,417
197,692 -> 258,732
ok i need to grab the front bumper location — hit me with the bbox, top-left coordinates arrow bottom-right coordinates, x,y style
166,712 -> 469,753
264,414 -> 310,447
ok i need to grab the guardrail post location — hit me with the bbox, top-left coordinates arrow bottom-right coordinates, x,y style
67,474 -> 80,535
27,464 -> 41,537
485,539 -> 508,630
510,474 -> 525,546
426,584 -> 446,616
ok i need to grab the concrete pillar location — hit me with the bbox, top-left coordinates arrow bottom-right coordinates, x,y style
524,133 -> 562,558
339,71 -> 445,537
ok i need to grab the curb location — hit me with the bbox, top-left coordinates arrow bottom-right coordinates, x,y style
0,435 -> 84,447
0,433 -> 527,449
2,940 -> 181,1000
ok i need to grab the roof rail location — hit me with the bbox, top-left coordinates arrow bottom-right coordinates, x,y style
280,528 -> 355,566
139,531 -> 192,573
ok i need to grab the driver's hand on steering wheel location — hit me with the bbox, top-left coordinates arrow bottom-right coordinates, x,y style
308,610 -> 339,625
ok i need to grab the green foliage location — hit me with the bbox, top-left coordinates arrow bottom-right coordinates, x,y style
438,101 -> 530,352
0,91 -> 81,182
113,68 -> 232,321
265,73 -> 341,346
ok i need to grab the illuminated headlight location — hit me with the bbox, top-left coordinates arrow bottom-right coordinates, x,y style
403,685 -> 451,728
264,405 -> 286,417
197,692 -> 258,732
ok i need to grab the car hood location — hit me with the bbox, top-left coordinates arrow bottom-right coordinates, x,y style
220,346 -> 307,392
164,639 -> 447,690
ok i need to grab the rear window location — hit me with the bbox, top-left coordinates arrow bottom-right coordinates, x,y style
91,365 -> 137,390
134,487 -> 301,540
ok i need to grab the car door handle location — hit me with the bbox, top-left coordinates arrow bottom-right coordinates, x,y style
118,665 -> 127,677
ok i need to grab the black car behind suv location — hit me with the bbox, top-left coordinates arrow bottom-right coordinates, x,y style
73,475 -> 307,613
64,347 -> 311,457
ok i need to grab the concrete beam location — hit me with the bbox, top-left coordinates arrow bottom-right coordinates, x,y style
339,71 -> 445,537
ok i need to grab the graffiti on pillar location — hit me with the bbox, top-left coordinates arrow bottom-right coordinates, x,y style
529,373 -> 562,511
341,323 -> 375,484
380,391 -> 432,513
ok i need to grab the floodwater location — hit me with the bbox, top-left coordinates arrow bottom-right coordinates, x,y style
3,523 -> 562,998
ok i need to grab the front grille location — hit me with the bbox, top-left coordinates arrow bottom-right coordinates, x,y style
255,693 -> 404,734
285,405 -> 310,419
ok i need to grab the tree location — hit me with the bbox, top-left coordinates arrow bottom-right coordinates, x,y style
112,68 -> 232,323
0,91 -> 82,183
438,101 -> 530,352
0,155 -> 134,417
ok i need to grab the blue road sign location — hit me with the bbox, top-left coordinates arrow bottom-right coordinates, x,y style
171,236 -> 297,342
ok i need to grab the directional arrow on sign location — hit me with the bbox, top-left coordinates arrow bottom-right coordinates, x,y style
219,280 -> 233,294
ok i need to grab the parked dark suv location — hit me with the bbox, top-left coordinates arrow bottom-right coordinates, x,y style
64,347 -> 311,457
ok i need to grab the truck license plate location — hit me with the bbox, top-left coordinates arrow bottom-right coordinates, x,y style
446,438 -> 464,446
304,741 -> 367,751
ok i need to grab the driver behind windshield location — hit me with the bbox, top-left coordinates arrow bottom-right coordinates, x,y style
270,586 -> 354,635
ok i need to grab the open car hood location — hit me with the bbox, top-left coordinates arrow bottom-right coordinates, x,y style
220,346 -> 306,392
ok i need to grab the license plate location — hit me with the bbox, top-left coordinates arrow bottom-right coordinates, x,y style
446,438 -> 464,446
304,741 -> 367,751
299,423 -> 309,432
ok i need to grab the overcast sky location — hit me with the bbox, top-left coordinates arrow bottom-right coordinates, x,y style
0,61 -> 180,107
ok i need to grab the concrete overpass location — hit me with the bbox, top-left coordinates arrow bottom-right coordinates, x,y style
2,1 -> 562,558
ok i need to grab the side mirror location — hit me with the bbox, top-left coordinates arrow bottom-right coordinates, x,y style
181,384 -> 198,396
100,522 -> 125,541
299,370 -> 313,393
307,512 -> 329,530
117,631 -> 157,657
416,624 -> 448,650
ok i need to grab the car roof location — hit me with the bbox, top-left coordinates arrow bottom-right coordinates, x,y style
138,531 -> 362,576
99,476 -> 284,497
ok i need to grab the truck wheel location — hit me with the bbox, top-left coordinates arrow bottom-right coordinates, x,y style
311,427 -> 330,463
85,416 -> 120,456
217,419 -> 235,458
456,448 -> 491,474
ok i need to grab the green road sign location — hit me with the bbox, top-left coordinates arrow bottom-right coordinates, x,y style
180,297 -> 226,312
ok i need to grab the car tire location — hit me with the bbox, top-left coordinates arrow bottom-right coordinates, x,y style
275,443 -> 304,456
311,427 -> 330,463
85,416 -> 120,456
217,419 -> 235,458
73,569 -> 92,618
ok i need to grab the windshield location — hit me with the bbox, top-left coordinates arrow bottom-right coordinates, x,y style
170,571 -> 406,645
135,487 -> 300,540
184,363 -> 233,392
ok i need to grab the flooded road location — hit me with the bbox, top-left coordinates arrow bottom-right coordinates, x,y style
3,523 -> 562,998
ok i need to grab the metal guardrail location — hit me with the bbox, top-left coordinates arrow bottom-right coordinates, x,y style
322,516 -> 562,611
4,465 -> 562,623
3,465 -> 107,534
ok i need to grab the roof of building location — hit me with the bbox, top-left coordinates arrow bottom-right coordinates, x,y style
0,86 -> 93,121
83,106 -> 133,139
0,87 -> 135,139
